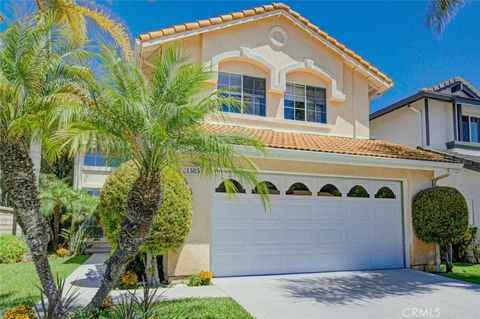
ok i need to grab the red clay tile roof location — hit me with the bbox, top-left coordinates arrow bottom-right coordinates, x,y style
203,123 -> 457,163
138,2 -> 392,85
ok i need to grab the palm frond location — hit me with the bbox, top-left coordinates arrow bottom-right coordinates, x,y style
426,0 -> 469,33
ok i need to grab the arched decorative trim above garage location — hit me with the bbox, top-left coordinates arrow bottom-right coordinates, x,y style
215,179 -> 246,193
318,184 -> 342,197
252,181 -> 280,195
375,186 -> 396,199
286,182 -> 312,196
347,185 -> 370,198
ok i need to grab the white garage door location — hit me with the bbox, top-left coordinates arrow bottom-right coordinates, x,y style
211,174 -> 405,277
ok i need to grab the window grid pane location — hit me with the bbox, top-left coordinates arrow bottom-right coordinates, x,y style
462,116 -> 470,142
471,117 -> 479,143
285,83 -> 326,124
217,72 -> 265,116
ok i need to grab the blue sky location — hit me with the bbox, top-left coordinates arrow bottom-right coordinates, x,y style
3,0 -> 480,112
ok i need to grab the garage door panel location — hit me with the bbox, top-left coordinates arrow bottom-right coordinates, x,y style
211,176 -> 404,277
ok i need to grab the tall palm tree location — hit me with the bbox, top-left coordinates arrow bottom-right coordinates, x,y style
57,45 -> 270,310
36,0 -> 132,58
0,16 -> 92,317
427,0 -> 469,33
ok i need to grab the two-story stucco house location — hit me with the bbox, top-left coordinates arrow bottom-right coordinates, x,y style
74,3 -> 461,279
371,77 -> 480,234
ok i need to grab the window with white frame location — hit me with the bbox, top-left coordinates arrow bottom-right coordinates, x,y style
461,115 -> 480,143
284,83 -> 326,123
84,150 -> 122,167
217,72 -> 266,116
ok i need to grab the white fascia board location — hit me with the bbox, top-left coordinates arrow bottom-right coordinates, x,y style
238,146 -> 463,171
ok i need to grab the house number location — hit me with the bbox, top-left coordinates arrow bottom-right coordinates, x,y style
182,167 -> 201,175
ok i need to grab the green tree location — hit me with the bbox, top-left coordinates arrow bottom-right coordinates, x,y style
35,0 -> 132,58
99,161 -> 192,286
412,186 -> 469,272
0,16 -> 91,316
426,0 -> 469,33
39,174 -> 75,251
58,45 -> 270,310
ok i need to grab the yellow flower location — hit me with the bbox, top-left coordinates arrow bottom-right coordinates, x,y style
199,271 -> 213,280
119,270 -> 138,288
56,247 -> 69,257
3,304 -> 35,319
99,295 -> 114,309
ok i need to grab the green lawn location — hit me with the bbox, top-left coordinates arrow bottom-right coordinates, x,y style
444,263 -> 480,285
0,255 -> 90,310
154,298 -> 254,319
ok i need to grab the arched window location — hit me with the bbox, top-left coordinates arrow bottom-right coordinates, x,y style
375,187 -> 396,199
286,182 -> 312,196
318,184 -> 342,197
347,185 -> 370,198
215,179 -> 246,193
252,181 -> 280,195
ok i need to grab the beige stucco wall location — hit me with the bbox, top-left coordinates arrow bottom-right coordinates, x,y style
140,14 -> 376,139
165,159 -> 436,278
370,99 -> 424,147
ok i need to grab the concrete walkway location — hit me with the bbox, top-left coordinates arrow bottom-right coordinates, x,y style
213,269 -> 480,319
65,253 -> 226,307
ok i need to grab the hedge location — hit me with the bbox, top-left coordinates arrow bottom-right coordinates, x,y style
412,186 -> 468,245
0,234 -> 28,263
99,161 -> 192,255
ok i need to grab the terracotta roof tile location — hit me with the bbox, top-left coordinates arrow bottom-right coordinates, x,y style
203,124 -> 457,163
138,2 -> 392,85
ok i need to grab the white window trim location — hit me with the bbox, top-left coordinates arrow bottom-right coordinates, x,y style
284,81 -> 327,124
218,71 -> 266,116
462,114 -> 480,143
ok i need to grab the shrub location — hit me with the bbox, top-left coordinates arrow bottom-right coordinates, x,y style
412,186 -> 468,245
188,273 -> 202,287
0,234 -> 28,263
3,304 -> 35,319
189,271 -> 213,286
99,161 -> 193,255
412,186 -> 468,272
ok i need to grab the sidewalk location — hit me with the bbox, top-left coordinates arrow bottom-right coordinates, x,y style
64,253 -> 227,307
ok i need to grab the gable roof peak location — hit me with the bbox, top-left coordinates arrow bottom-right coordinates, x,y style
422,76 -> 480,98
137,2 -> 392,86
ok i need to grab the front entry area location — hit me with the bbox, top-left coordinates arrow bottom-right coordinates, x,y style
211,173 -> 405,277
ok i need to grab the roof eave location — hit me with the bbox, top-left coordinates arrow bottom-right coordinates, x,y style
239,146 -> 462,171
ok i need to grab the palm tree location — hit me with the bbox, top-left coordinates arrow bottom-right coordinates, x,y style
427,0 -> 469,33
39,174 -> 76,250
0,16 -> 92,317
57,45 -> 270,310
36,0 -> 132,58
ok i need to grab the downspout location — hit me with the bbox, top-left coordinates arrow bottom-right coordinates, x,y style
407,104 -> 424,147
431,168 -> 459,187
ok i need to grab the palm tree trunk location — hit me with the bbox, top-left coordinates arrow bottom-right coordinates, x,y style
0,138 -> 65,317
87,173 -> 162,310
145,252 -> 160,287
53,204 -> 61,250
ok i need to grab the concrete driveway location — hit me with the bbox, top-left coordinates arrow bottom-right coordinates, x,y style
213,269 -> 480,319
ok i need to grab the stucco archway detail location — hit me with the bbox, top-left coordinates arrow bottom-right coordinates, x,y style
209,47 -> 281,91
279,59 -> 346,103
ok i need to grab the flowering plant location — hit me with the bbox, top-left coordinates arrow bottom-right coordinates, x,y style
55,247 -> 69,257
3,304 -> 35,319
118,270 -> 138,289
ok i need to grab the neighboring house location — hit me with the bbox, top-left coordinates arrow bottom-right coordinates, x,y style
371,77 -> 480,233
74,3 -> 461,279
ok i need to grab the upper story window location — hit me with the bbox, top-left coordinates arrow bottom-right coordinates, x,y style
217,72 -> 266,116
461,115 -> 480,143
84,150 -> 120,167
284,83 -> 326,124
